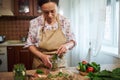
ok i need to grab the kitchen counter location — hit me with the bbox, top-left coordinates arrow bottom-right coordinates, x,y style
1,64 -> 120,80
0,67 -> 89,80
0,40 -> 25,46
0,64 -> 120,80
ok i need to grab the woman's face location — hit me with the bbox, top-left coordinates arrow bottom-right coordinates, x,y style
41,2 -> 58,24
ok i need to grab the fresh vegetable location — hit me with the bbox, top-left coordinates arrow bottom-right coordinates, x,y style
78,61 -> 100,73
82,61 -> 87,64
87,68 -> 120,80
87,67 -> 94,72
79,62 -> 83,70
52,54 -> 58,60
89,62 -> 100,72
36,69 -> 44,74
13,64 -> 26,80
81,64 -> 87,72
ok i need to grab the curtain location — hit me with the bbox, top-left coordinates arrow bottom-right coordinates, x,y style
68,0 -> 107,66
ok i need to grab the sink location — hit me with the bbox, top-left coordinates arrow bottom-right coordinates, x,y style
7,40 -> 24,44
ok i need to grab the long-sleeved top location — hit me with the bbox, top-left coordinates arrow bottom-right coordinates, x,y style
25,14 -> 76,50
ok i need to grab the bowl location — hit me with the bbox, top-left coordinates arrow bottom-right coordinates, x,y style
79,71 -> 88,76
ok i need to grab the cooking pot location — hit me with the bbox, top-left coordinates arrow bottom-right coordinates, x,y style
0,35 -> 5,43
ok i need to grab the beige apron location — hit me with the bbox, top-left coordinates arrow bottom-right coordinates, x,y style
32,16 -> 67,69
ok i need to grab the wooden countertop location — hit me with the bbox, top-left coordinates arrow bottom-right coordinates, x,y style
0,40 -> 25,46
0,67 -> 89,80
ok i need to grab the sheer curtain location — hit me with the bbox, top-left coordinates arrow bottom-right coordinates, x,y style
68,0 -> 107,66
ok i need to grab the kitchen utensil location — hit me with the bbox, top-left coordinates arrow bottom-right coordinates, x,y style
0,35 -> 5,43
21,36 -> 27,42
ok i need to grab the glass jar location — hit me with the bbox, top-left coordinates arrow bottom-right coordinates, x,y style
13,64 -> 26,80
51,54 -> 59,71
51,59 -> 58,71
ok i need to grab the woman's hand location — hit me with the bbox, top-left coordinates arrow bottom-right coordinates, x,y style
56,44 -> 68,56
57,41 -> 75,56
40,54 -> 52,69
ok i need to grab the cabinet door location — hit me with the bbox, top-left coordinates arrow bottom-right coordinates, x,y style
18,46 -> 33,70
33,0 -> 42,16
7,46 -> 33,71
14,0 -> 33,16
7,46 -> 19,71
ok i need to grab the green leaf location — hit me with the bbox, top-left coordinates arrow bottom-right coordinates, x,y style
36,69 -> 44,74
93,77 -> 103,80
52,54 -> 58,60
112,68 -> 120,75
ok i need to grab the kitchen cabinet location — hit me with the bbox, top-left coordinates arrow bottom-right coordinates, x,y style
33,0 -> 42,16
14,0 -> 33,16
14,0 -> 41,16
7,46 -> 33,71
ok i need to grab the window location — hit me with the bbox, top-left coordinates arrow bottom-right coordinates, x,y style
101,0 -> 119,57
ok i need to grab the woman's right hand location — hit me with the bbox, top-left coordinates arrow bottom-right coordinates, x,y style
40,54 -> 52,69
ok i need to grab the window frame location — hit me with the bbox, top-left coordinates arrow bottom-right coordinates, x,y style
101,0 -> 120,58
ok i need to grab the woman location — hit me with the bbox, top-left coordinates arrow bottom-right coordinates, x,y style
25,0 -> 76,69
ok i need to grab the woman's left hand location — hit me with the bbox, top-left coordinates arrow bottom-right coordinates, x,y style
57,41 -> 75,56
56,44 -> 68,56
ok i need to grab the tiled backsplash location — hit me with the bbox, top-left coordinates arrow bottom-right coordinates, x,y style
0,16 -> 34,40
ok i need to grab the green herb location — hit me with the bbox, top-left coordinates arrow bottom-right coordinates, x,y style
47,73 -> 53,79
112,68 -> 120,75
87,68 -> 120,80
13,64 -> 26,80
52,54 -> 58,60
36,69 -> 44,74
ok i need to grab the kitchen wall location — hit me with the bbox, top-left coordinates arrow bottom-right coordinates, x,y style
0,16 -> 34,40
1,0 -> 13,11
0,0 -> 31,40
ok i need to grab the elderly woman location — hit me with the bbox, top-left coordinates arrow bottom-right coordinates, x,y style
25,0 -> 76,69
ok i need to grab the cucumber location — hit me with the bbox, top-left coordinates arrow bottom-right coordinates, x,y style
92,62 -> 100,72
82,65 -> 87,72
79,62 -> 83,71
91,62 -> 98,66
